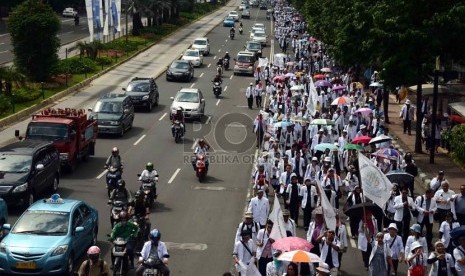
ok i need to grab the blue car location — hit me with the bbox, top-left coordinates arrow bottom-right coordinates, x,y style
0,198 -> 7,239
223,16 -> 235,27
0,194 -> 98,275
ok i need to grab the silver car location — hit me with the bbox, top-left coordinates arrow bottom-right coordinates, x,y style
170,88 -> 205,121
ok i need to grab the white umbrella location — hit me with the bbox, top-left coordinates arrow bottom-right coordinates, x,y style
285,72 -> 296,78
369,134 -> 392,144
290,85 -> 304,91
278,250 -> 322,263
369,82 -> 383,87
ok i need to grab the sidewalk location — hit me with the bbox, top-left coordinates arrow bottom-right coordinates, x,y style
385,94 -> 464,192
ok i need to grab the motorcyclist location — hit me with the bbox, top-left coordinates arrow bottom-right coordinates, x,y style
239,21 -> 243,28
130,190 -> 151,242
78,246 -> 110,276
224,51 -> 231,61
110,179 -> 133,213
216,57 -> 223,67
192,139 -> 210,171
212,74 -> 222,85
138,162 -> 159,198
105,147 -> 123,171
136,229 -> 170,276
171,107 -> 185,137
110,211 -> 139,269
230,26 -> 236,35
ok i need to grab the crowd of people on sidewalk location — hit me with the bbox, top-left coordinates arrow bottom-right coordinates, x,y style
230,1 -> 465,276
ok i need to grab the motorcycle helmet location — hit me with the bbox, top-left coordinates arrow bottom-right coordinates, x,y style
112,147 -> 119,155
225,51 -> 229,54
150,229 -> 161,242
135,190 -> 143,200
87,246 -> 100,262
117,179 -> 126,188
119,211 -> 129,221
146,162 -> 154,172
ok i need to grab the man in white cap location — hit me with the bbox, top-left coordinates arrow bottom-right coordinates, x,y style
235,212 -> 260,243
383,223 -> 404,275
316,262 -> 330,276
247,189 -> 270,228
400,99 -> 415,135
246,83 -> 255,109
355,124 -> 368,138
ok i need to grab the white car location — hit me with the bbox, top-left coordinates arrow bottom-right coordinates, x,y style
250,28 -> 265,40
252,31 -> 267,45
181,49 -> 203,67
228,11 -> 240,21
239,4 -> 247,10
191,38 -> 210,56
62,7 -> 78,17
253,23 -> 265,31
170,88 -> 205,121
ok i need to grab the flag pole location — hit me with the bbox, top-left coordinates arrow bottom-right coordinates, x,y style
357,152 -> 367,224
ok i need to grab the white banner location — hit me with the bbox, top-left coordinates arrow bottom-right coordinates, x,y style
85,0 -> 94,41
116,0 -> 121,32
358,152 -> 393,209
306,77 -> 318,115
245,259 -> 261,276
316,179 -> 336,231
258,57 -> 269,68
268,194 -> 287,241
103,0 -> 109,36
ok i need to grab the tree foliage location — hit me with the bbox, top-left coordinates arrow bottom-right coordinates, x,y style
8,0 -> 61,82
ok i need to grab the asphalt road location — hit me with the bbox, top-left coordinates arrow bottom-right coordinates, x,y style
0,15 -> 129,65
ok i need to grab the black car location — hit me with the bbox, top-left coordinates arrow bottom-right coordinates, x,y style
166,60 -> 194,82
245,41 -> 263,59
90,93 -> 135,137
0,140 -> 60,208
123,77 -> 159,112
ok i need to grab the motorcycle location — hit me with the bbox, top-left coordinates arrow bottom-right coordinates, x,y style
172,120 -> 183,143
110,237 -> 130,275
239,27 -> 243,34
135,253 -> 163,276
130,215 -> 149,251
223,58 -> 229,70
229,31 -> 235,40
216,64 -> 223,77
137,174 -> 158,208
108,200 -> 128,228
212,81 -> 222,98
106,166 -> 122,198
194,154 -> 207,182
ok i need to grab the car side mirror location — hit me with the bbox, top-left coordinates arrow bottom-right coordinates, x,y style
36,164 -> 44,171
3,224 -> 10,230
170,97 -> 174,101
75,226 -> 84,233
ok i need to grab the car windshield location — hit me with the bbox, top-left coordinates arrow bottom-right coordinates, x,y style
27,122 -> 68,141
194,40 -> 207,45
93,101 -> 123,113
171,62 -> 189,69
0,154 -> 32,173
185,50 -> 199,57
175,92 -> 199,103
254,33 -> 265,37
248,43 -> 261,50
237,55 -> 253,63
127,82 -> 149,92
225,17 -> 234,21
12,211 -> 69,235
230,11 -> 237,15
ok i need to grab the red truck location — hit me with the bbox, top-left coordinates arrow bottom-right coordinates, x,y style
16,108 -> 98,172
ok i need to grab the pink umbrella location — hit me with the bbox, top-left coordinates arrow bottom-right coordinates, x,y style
355,107 -> 373,116
331,96 -> 353,106
273,75 -> 286,82
332,85 -> 346,91
272,237 -> 313,252
351,135 -> 372,145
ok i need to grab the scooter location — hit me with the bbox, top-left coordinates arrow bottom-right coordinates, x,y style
194,154 -> 207,182
229,31 -> 235,40
106,166 -> 122,198
239,27 -> 243,34
110,237 -> 130,275
213,81 -> 222,98
137,174 -> 158,207
108,200 -> 128,228
216,64 -> 223,77
223,58 -> 229,70
135,253 -> 162,276
172,120 -> 183,144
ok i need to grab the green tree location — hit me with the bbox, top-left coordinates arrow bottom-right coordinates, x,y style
8,0 -> 61,82
0,66 -> 26,96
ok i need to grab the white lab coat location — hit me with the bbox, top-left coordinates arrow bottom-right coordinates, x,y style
300,184 -> 317,209
248,196 -> 270,226
415,195 -> 437,224
393,195 -> 416,222
256,228 -> 272,259
428,252 -> 454,276
368,241 -> 392,269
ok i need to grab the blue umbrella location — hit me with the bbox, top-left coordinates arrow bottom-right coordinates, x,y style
274,121 -> 293,128
451,225 -> 465,239
314,143 -> 338,152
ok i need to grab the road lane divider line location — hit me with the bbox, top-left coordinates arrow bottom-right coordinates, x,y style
159,112 -> 167,121
191,138 -> 199,150
216,99 -> 221,106
224,86 -> 228,92
206,116 -> 212,124
208,63 -> 211,68
190,83 -> 195,88
168,168 -> 181,184
133,134 -> 146,146
96,169 -> 108,179
213,55 -> 217,59
0,51 -> 8,54
229,75 -> 233,80
218,49 -> 221,52
199,72 -> 204,78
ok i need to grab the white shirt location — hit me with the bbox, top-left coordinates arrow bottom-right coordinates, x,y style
434,189 -> 456,210
247,196 -> 270,226
300,184 -> 317,209
283,218 -> 296,237
439,220 -> 460,248
383,233 -> 404,260
319,238 -> 341,268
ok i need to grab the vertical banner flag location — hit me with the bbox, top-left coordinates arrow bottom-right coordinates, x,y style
92,0 -> 101,40
116,0 -> 121,32
306,77 -> 318,115
258,57 -> 269,68
111,0 -> 118,33
103,0 -> 110,36
85,0 -> 94,41
268,194 -> 287,241
315,179 -> 336,231
358,152 -> 393,208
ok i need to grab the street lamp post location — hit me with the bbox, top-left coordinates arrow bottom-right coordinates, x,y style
126,0 -> 129,42
41,82 -> 45,99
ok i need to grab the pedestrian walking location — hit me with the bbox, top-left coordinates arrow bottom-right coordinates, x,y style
368,232 -> 394,276
255,81 -> 263,108
416,189 -> 437,249
285,174 -> 301,226
383,223 -> 404,276
256,220 -> 274,275
300,178 -> 317,231
246,83 -> 255,109
427,241 -> 455,276
399,99 -> 415,135
247,189 -> 270,228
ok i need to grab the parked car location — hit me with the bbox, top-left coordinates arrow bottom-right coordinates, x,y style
90,93 -> 135,137
170,88 -> 205,121
241,9 -> 251,19
223,16 -> 235,27
191,37 -> 211,56
62,7 -> 78,17
0,198 -> 7,239
0,194 -> 98,275
123,77 -> 159,112
228,11 -> 240,21
0,140 -> 60,208
181,49 -> 203,67
250,0 -> 259,7
166,60 -> 194,82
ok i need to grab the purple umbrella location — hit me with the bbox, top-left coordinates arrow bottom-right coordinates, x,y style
332,85 -> 346,90
315,80 -> 331,87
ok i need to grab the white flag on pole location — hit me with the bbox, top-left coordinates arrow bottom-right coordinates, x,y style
307,77 -> 319,115
103,0 -> 110,36
358,152 -> 393,208
85,0 -> 94,41
268,194 -> 287,241
315,179 -> 336,231
258,57 -> 269,68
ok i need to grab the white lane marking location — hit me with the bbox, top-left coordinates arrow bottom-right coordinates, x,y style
133,134 -> 146,145
208,63 -> 211,68
96,169 -> 108,179
193,186 -> 226,191
206,116 -> 212,124
213,55 -> 217,59
346,225 -> 357,248
199,72 -> 204,78
190,83 -> 195,88
224,86 -> 228,92
0,50 -> 8,54
191,138 -> 199,150
218,49 -> 221,52
229,75 -> 233,80
164,242 -> 207,251
159,112 -> 167,121
168,168 -> 181,184
236,105 -> 249,108
0,34 -> 8,38
216,99 -> 221,106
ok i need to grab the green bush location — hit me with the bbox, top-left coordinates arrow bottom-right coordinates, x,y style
449,124 -> 465,164
13,87 -> 42,103
0,95 -> 12,115
96,57 -> 113,66
58,58 -> 97,74
104,40 -> 142,52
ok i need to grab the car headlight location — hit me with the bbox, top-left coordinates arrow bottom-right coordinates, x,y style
191,108 -> 198,112
142,95 -> 149,100
12,183 -> 28,193
51,245 -> 68,256
0,242 -> 6,253
109,121 -> 120,125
